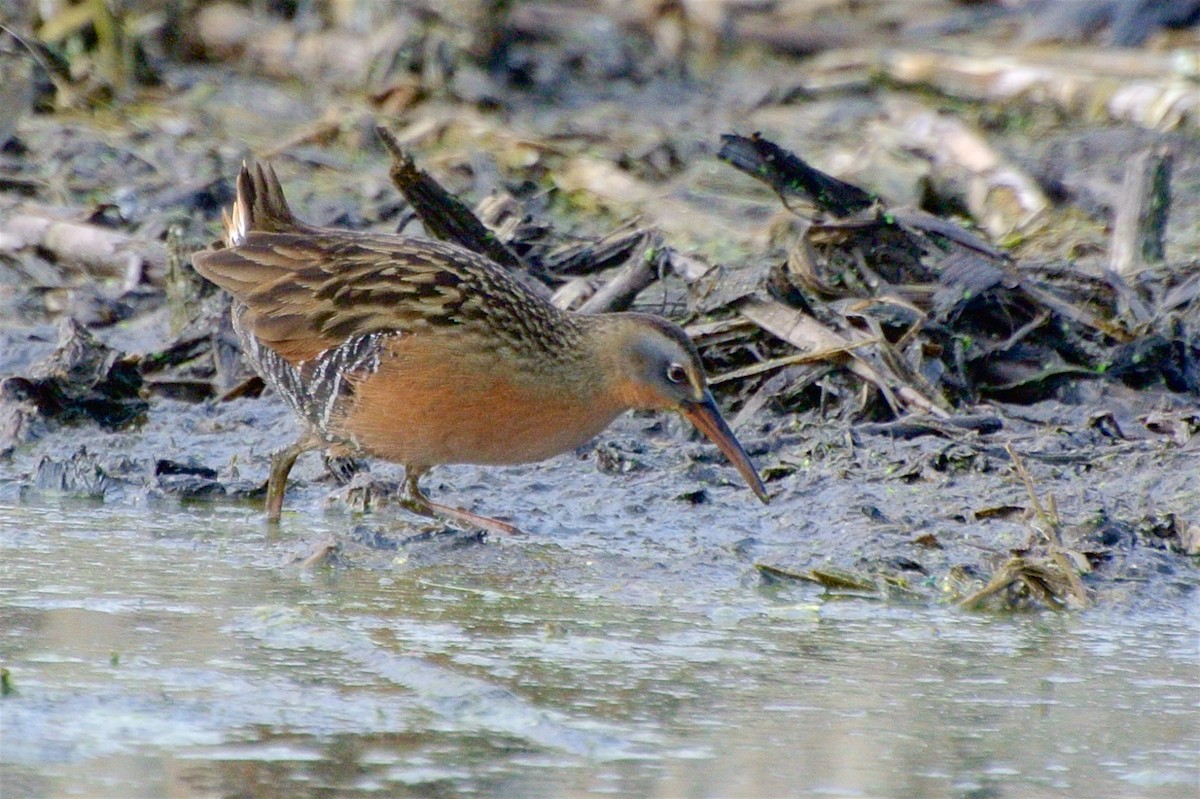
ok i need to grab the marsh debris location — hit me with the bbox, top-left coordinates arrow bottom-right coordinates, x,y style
959,445 -> 1090,611
31,447 -> 117,500
378,124 -> 659,313
702,132 -> 1199,421
0,318 -> 146,451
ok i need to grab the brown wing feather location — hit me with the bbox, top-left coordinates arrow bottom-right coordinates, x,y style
195,229 -> 556,362
193,162 -> 578,367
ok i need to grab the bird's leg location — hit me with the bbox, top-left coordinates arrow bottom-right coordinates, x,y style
400,466 -> 521,535
265,432 -> 322,522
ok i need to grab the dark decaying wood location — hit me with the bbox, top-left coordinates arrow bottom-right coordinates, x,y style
377,125 -> 531,276
717,132 -> 876,218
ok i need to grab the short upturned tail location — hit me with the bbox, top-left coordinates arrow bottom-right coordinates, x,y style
193,160 -> 310,312
222,161 -> 298,246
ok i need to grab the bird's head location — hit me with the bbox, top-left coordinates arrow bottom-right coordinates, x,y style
596,313 -> 769,503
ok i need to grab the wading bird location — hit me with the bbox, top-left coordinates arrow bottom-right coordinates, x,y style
193,163 -> 767,533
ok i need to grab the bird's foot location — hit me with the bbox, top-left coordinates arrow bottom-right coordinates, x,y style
401,467 -> 523,535
398,495 -> 522,536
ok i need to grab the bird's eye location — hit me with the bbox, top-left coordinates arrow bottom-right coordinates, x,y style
666,363 -> 687,384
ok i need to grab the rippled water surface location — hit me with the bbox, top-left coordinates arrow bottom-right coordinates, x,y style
1,501 -> 1197,798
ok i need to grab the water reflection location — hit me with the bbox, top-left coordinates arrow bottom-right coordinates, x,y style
1,502 -> 1196,798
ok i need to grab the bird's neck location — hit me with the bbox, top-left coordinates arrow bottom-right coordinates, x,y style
569,312 -> 657,409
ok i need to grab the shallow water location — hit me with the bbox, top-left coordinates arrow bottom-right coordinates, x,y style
1,500 -> 1197,799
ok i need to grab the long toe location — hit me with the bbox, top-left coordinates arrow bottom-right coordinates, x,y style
420,500 -> 523,536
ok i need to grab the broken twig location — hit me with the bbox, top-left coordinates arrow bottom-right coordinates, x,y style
376,125 -> 531,275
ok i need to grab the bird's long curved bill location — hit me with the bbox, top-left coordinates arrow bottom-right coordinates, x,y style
682,392 -> 769,503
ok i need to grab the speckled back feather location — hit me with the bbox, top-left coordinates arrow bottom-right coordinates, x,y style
193,162 -> 582,366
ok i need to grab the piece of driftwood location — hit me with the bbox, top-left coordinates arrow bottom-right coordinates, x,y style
541,226 -> 647,276
577,237 -> 663,314
718,133 -> 875,218
474,189 -> 650,281
376,125 -> 531,275
886,208 -> 1007,261
1110,147 -> 1173,276
378,127 -> 661,307
0,209 -> 166,285
721,129 -> 1007,267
